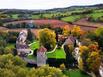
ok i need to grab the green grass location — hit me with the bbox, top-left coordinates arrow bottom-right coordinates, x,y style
64,69 -> 90,77
27,41 -> 39,60
30,41 -> 39,50
12,14 -> 18,19
27,55 -> 36,60
47,48 -> 66,59
61,15 -> 82,23
88,12 -> 103,19
29,41 -> 66,59
32,15 -> 41,19
43,14 -> 53,18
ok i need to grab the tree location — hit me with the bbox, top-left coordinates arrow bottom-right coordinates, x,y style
27,29 -> 34,42
0,54 -> 26,68
7,31 -> 19,43
71,26 -> 83,37
95,27 -> 103,50
79,43 -> 101,75
33,65 -> 67,77
86,52 -> 101,73
0,21 -> 3,26
4,47 -> 13,54
39,28 -> 56,50
86,31 -> 97,41
62,25 -> 70,37
0,54 -> 67,77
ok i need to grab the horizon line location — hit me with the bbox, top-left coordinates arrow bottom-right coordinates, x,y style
0,3 -> 103,10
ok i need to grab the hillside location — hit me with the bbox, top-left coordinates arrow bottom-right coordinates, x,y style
0,4 -> 103,28
0,4 -> 103,13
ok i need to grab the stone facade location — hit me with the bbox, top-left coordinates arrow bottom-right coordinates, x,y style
16,30 -> 32,56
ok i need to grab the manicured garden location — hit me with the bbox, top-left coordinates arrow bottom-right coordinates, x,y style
28,41 -> 91,77
28,41 -> 66,59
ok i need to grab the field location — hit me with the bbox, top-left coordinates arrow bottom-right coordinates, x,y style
61,15 -> 83,23
12,14 -> 18,19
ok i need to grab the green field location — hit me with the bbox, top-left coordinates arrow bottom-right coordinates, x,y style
61,15 -> 82,23
88,12 -> 103,19
12,14 -> 18,19
32,15 -> 41,19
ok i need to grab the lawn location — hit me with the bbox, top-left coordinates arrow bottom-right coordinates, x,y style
46,48 -> 66,59
64,69 -> 90,77
27,41 -> 39,60
29,41 -> 40,50
29,41 -> 66,59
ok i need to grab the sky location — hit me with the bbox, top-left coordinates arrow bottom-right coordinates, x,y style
0,0 -> 103,10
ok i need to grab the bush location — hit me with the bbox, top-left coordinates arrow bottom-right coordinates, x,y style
4,47 -> 13,54
7,31 -> 19,43
0,54 -> 67,77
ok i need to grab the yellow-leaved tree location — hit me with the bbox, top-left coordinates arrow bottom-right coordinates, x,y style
71,25 -> 84,37
62,25 -> 70,37
39,28 -> 56,50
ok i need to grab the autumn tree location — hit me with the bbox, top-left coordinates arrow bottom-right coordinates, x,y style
62,25 -> 70,37
0,54 -> 67,77
71,25 -> 83,38
95,27 -> 103,50
79,43 -> 101,75
86,51 -> 101,74
39,28 -> 56,50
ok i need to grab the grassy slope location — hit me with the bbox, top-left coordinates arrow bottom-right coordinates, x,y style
61,9 -> 103,23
